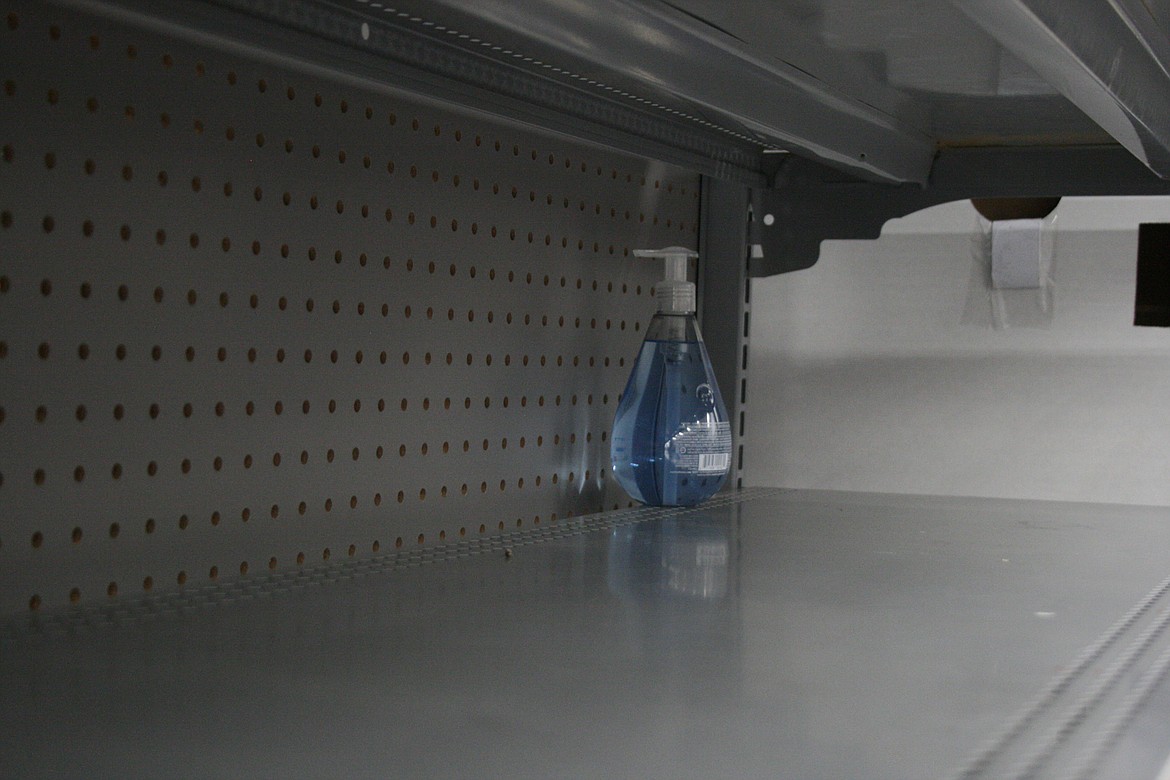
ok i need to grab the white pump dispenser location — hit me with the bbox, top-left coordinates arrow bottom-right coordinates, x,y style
634,246 -> 698,315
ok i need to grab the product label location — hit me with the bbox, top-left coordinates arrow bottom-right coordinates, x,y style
666,420 -> 732,475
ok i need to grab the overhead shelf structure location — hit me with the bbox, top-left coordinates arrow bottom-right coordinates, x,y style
4,1 -> 1170,778
73,0 -> 1170,275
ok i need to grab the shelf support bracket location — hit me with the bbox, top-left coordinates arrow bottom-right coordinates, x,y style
750,145 -> 1170,277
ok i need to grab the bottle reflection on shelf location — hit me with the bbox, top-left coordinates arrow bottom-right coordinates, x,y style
606,512 -> 734,600
604,511 -> 744,711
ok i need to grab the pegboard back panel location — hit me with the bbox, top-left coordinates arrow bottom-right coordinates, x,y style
0,0 -> 700,614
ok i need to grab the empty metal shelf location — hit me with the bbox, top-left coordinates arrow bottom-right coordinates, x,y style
4,487 -> 1170,778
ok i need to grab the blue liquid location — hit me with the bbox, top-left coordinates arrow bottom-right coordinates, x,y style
610,321 -> 731,506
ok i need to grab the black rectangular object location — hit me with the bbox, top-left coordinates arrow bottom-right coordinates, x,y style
1135,223 -> 1170,326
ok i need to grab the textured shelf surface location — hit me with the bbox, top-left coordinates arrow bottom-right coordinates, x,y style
4,487 -> 1170,779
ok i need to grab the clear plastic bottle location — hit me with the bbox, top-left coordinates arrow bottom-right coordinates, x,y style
610,248 -> 732,506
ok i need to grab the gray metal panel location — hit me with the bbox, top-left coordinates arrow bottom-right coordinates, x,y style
954,0 -> 1170,178
4,488 -> 1170,778
669,0 -> 1113,147
346,0 -> 937,184
0,0 -> 700,613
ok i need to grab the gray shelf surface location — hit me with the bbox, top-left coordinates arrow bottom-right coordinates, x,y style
4,487 -> 1170,778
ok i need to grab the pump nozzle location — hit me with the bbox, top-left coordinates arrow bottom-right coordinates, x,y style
634,246 -> 698,314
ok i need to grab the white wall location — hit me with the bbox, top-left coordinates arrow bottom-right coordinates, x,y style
745,197 -> 1170,505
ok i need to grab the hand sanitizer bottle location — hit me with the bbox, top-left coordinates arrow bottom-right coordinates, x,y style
610,247 -> 732,506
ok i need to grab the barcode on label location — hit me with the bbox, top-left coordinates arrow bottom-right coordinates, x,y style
697,453 -> 730,473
